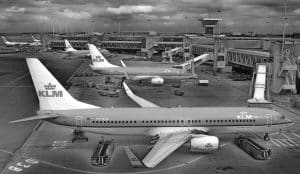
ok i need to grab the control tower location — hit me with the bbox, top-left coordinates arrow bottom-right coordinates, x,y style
201,18 -> 222,35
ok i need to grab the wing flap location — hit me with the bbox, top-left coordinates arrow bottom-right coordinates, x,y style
142,131 -> 191,168
9,114 -> 59,123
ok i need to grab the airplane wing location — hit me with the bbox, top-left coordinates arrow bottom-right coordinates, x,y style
122,82 -> 159,108
9,114 -> 59,123
142,131 -> 192,168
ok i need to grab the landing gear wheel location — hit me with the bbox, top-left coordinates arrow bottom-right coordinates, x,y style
264,133 -> 270,141
139,80 -> 144,86
72,128 -> 88,142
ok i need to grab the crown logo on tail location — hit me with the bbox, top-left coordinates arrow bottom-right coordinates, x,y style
44,83 -> 56,90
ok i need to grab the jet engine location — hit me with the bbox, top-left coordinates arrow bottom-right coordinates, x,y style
150,77 -> 164,85
189,135 -> 219,152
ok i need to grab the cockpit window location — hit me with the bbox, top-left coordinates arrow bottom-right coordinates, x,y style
280,115 -> 285,120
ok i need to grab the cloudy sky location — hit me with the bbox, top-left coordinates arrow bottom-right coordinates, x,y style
0,0 -> 300,34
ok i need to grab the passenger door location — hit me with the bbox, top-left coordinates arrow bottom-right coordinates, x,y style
76,116 -> 83,127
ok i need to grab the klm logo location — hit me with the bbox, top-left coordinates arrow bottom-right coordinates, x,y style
38,83 -> 63,97
163,69 -> 172,73
92,56 -> 104,62
237,111 -> 253,119
205,143 -> 213,148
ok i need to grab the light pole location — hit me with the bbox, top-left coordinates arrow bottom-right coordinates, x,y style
184,16 -> 187,35
281,0 -> 287,59
147,19 -> 151,31
118,21 -> 121,36
265,21 -> 271,40
217,10 -> 222,36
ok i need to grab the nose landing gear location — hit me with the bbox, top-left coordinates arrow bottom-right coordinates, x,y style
264,133 -> 270,141
72,128 -> 88,142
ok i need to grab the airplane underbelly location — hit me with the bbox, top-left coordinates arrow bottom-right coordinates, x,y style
82,127 -> 151,136
82,127 -> 209,136
209,125 -> 282,134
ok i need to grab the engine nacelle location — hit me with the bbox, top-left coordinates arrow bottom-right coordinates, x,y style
150,77 -> 164,85
189,135 -> 219,152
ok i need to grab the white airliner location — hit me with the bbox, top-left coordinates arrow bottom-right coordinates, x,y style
30,35 -> 42,46
10,58 -> 293,168
2,36 -> 41,46
88,44 -> 207,85
31,35 -> 41,42
2,36 -> 29,46
64,39 -> 90,56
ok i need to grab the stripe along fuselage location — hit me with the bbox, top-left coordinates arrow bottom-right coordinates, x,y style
92,66 -> 197,79
44,107 -> 292,136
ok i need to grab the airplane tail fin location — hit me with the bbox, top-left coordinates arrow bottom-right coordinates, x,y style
2,36 -> 8,43
64,39 -> 76,52
88,44 -> 118,69
247,64 -> 271,104
26,58 -> 99,110
32,35 -> 39,42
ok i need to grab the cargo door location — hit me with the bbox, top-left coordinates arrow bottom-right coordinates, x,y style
266,114 -> 272,128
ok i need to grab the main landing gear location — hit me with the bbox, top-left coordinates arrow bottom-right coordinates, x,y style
72,128 -> 88,142
264,133 -> 270,141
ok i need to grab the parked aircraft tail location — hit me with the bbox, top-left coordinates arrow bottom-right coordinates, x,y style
88,44 -> 119,68
26,58 -> 99,110
32,35 -> 40,42
2,36 -> 8,43
64,39 -> 76,52
247,64 -> 271,104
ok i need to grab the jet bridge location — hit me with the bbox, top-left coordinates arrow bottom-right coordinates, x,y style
162,47 -> 183,62
172,53 -> 212,71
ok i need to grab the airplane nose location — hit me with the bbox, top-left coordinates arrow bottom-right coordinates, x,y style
284,118 -> 293,126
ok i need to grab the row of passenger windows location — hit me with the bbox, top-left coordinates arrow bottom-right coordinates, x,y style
206,119 -> 255,123
91,119 -> 256,124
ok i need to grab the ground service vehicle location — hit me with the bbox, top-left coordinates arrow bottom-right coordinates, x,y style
234,137 -> 271,160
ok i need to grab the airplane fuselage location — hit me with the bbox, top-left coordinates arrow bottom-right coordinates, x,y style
43,107 -> 292,136
92,67 -> 197,79
66,50 -> 90,56
5,41 -> 28,46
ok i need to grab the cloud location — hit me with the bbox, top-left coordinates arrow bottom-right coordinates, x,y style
59,9 -> 91,19
162,16 -> 171,20
294,8 -> 300,14
5,6 -> 26,13
107,5 -> 153,15
33,15 -> 50,22
0,0 -> 299,33
31,0 -> 51,6
163,21 -> 175,25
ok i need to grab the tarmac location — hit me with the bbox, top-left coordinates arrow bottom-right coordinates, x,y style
0,52 -> 299,174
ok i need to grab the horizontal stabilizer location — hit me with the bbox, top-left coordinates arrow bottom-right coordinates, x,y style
9,114 -> 59,123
